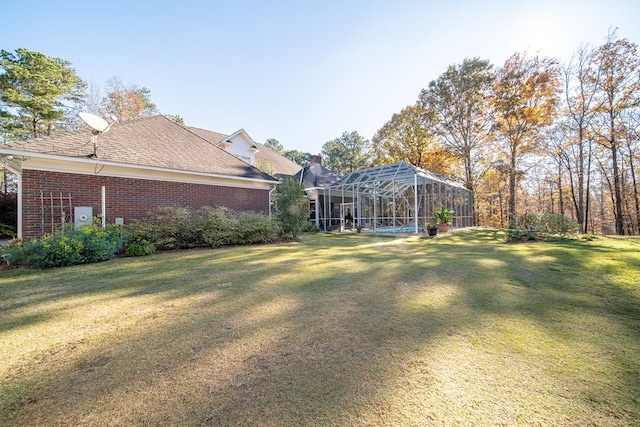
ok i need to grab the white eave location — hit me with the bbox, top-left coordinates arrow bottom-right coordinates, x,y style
0,147 -> 278,186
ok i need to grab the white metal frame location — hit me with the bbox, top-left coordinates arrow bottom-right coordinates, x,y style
312,162 -> 473,234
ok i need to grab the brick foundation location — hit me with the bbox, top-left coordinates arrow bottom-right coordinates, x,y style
22,170 -> 270,238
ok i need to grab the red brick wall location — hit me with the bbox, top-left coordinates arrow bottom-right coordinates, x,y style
22,170 -> 271,237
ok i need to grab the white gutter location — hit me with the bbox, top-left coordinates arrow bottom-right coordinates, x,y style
0,148 -> 279,186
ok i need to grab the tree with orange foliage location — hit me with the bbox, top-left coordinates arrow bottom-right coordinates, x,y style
491,52 -> 562,227
100,77 -> 158,122
372,104 -> 454,177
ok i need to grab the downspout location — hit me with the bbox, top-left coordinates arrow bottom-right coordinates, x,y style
269,185 -> 277,219
101,186 -> 106,229
16,171 -> 22,238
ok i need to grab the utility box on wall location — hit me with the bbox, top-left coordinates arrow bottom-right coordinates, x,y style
74,207 -> 93,228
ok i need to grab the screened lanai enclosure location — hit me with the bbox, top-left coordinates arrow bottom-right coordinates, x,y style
306,162 -> 473,234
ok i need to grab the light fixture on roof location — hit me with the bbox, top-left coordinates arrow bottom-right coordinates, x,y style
78,112 -> 118,158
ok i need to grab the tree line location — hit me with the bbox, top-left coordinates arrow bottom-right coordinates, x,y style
270,30 -> 640,236
2,30 -> 639,235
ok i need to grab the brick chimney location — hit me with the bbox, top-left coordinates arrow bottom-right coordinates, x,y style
309,155 -> 322,166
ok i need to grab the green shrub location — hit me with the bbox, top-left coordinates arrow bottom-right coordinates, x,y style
77,225 -> 123,263
1,224 -> 123,268
273,177 -> 308,239
125,239 -> 156,257
504,228 -> 538,242
303,222 -> 320,233
132,206 -> 277,250
505,213 -> 581,242
131,207 -> 207,250
0,222 -> 15,238
201,207 -> 276,247
234,211 -> 276,244
200,206 -> 235,248
26,232 -> 85,268
1,239 -> 29,266
518,213 -> 580,234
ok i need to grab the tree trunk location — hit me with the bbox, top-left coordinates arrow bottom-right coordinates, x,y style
577,125 -> 585,232
32,116 -> 39,139
584,139 -> 593,234
611,139 -> 625,235
498,189 -> 505,228
631,158 -> 640,235
557,161 -> 565,217
508,143 -> 517,228
624,141 -> 640,235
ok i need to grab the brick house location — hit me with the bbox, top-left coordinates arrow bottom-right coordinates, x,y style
0,115 -> 280,238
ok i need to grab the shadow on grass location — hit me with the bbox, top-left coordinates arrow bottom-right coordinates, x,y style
1,230 -> 639,425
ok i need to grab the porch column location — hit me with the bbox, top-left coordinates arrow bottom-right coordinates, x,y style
414,174 -> 419,234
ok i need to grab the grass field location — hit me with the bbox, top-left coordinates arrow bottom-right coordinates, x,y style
1,229 -> 639,426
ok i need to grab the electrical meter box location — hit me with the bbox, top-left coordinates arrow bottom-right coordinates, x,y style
74,207 -> 93,228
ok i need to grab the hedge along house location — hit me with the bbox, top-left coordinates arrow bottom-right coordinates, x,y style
303,161 -> 473,234
0,115 -> 279,238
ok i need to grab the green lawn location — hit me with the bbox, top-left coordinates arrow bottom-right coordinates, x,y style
1,229 -> 639,426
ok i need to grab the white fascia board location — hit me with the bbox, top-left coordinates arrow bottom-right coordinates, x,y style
3,150 -> 278,188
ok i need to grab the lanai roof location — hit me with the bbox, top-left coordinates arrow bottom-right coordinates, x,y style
330,162 -> 469,197
2,115 -> 276,181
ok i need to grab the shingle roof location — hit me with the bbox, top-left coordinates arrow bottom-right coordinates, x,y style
4,116 -> 276,181
188,127 -> 228,145
294,163 -> 342,188
188,127 -> 302,179
254,142 -> 302,178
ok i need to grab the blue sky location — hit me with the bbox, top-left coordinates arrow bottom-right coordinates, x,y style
2,0 -> 639,153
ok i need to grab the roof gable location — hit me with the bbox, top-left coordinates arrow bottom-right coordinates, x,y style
189,126 -> 302,178
225,129 -> 260,164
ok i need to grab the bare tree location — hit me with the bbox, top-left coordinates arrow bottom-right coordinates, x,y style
622,110 -> 640,233
589,32 -> 640,235
563,44 -> 600,233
